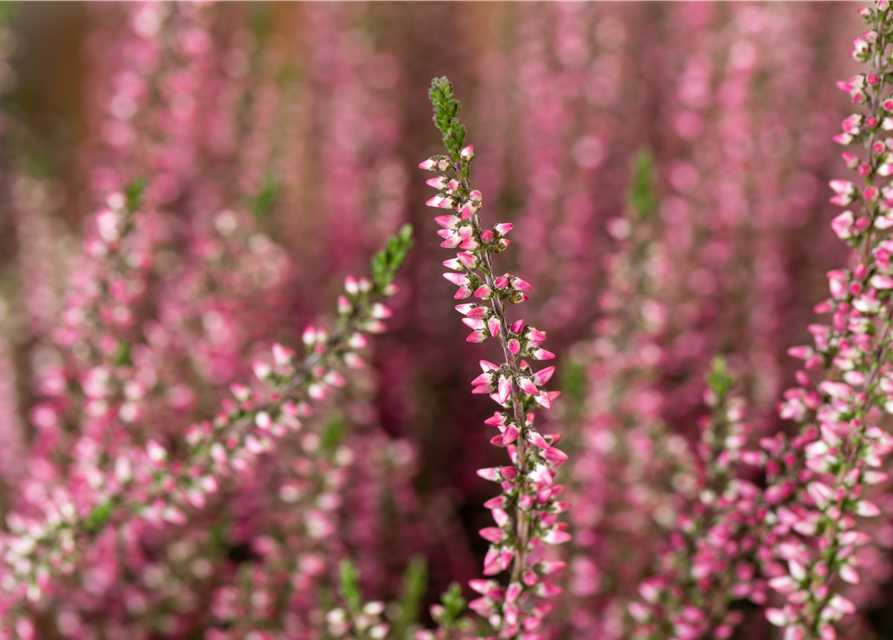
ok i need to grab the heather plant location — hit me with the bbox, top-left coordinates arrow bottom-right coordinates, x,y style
558,152 -> 698,639
506,2 -> 635,334
419,76 -> 568,640
646,2 -> 806,433
627,359 -> 761,639
756,4 -> 893,638
6,3 -> 893,640
0,213 -> 412,635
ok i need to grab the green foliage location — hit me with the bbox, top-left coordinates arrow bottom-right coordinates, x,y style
249,3 -> 273,39
628,150 -> 656,221
338,559 -> 363,613
392,556 -> 427,639
321,413 -> 344,456
126,177 -> 146,213
84,499 -> 115,534
433,582 -> 467,628
561,360 -> 586,407
24,146 -> 55,179
706,356 -> 735,403
111,341 -> 131,367
277,64 -> 299,91
371,224 -> 413,293
428,77 -> 466,162
250,172 -> 278,219
210,522 -> 226,556
0,2 -> 16,21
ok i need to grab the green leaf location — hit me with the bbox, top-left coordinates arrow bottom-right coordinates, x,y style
393,556 -> 427,639
370,224 -> 414,293
561,360 -> 586,406
84,499 -> 116,534
338,559 -> 362,613
439,582 -> 466,623
112,341 -> 131,367
250,173 -> 278,219
126,177 -> 146,213
428,77 -> 467,161
706,356 -> 735,401
321,413 -> 344,456
628,150 -> 656,221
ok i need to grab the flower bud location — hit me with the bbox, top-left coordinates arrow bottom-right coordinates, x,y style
426,176 -> 448,189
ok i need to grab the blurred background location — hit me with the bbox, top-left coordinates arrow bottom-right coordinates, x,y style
0,2 -> 886,638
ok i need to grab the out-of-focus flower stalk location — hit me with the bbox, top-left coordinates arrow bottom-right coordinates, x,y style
325,560 -> 391,640
628,361 -> 760,639
509,3 -> 634,332
559,154 -> 697,639
0,225 -> 413,637
0,300 -> 24,490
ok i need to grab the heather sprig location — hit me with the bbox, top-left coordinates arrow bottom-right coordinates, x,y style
559,151 -> 697,637
325,558 -> 454,640
325,560 -> 391,640
146,222 -> 412,503
398,581 -> 475,640
429,78 -> 467,174
629,360 -> 759,639
761,3 -> 893,638
422,76 -> 568,640
0,224 -> 413,634
419,583 -> 471,640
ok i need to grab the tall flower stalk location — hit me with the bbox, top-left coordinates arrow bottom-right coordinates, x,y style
507,3 -> 641,335
422,77 -> 569,639
762,3 -> 893,638
559,154 -> 698,639
628,360 -> 760,640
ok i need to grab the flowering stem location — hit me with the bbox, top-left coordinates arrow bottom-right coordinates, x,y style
630,360 -> 754,639
475,214 -> 531,579
0,225 -> 413,632
423,77 -> 568,639
763,5 -> 893,637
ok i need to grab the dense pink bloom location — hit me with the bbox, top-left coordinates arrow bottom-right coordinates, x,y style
755,6 -> 893,638
422,78 -> 570,639
1,3 -> 891,640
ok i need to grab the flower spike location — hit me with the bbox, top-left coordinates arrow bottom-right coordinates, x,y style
422,76 -> 568,639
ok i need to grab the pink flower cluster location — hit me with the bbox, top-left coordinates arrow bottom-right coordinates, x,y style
628,372 -> 763,640
0,3 -> 419,639
4,2 -> 893,640
757,5 -> 893,638
421,77 -> 569,639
